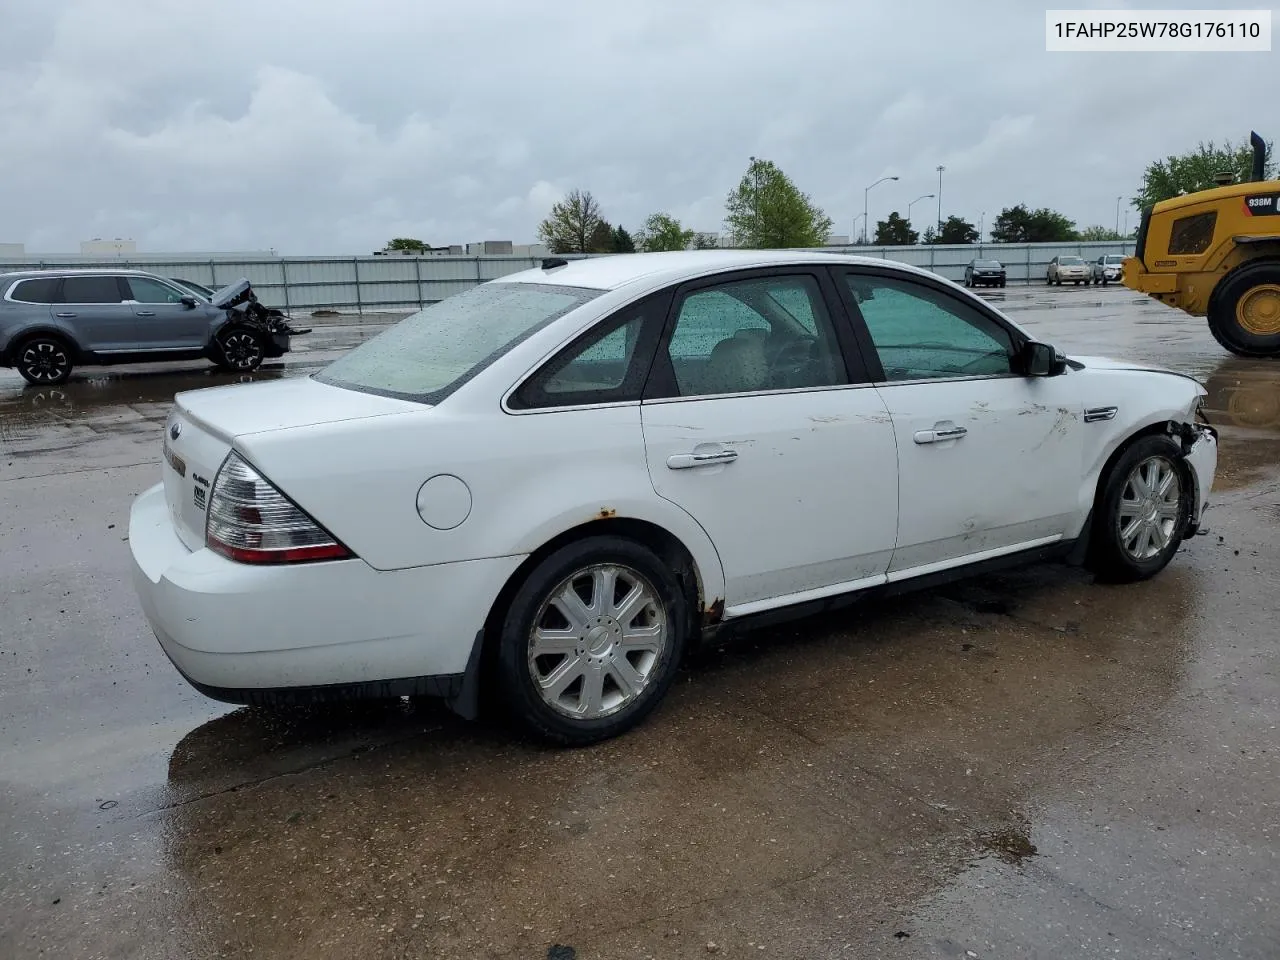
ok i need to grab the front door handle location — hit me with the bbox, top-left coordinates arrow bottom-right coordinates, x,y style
135,310 -> 156,316
666,449 -> 739,469
54,312 -> 77,318
914,425 -> 968,444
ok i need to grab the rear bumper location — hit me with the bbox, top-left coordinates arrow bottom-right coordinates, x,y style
127,482 -> 523,700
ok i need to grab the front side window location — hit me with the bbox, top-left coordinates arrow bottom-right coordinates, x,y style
9,278 -> 59,303
844,273 -> 1015,382
661,274 -> 847,398
317,281 -> 603,402
126,277 -> 188,304
60,276 -> 125,304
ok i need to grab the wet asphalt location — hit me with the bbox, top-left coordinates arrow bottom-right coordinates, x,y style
1,286 -> 1278,959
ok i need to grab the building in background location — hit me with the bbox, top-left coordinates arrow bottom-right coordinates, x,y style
80,238 -> 136,256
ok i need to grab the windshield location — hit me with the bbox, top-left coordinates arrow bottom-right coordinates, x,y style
316,281 -> 603,402
172,279 -> 213,297
975,260 -> 1002,268
1105,255 -> 1126,264
1059,256 -> 1085,265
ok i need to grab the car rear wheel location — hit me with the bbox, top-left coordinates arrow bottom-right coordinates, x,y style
215,327 -> 265,371
495,536 -> 689,745
15,336 -> 74,385
1087,434 -> 1191,583
1207,262 -> 1280,358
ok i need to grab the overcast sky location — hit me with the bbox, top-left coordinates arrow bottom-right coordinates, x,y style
1,0 -> 1275,254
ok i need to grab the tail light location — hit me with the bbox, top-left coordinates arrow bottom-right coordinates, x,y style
206,451 -> 353,564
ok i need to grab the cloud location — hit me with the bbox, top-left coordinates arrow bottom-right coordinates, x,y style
1,0 -> 1276,252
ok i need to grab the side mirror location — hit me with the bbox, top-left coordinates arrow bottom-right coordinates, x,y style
1020,340 -> 1066,377
179,295 -> 198,308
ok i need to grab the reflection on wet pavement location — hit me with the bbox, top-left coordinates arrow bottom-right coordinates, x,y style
2,290 -> 1279,959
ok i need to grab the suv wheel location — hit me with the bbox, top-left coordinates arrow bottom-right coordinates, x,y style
15,336 -> 73,385
215,328 -> 265,371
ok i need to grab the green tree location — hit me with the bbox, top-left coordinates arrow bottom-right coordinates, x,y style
1079,225 -> 1124,241
692,232 -> 720,249
538,189 -> 604,254
873,211 -> 918,246
637,212 -> 695,252
933,215 -> 979,244
1135,136 -> 1274,209
610,226 -> 636,253
588,219 -> 615,254
383,237 -> 428,253
724,157 -> 833,248
990,204 -> 1078,243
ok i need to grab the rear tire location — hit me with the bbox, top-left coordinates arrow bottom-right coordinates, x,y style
15,335 -> 74,385
1087,434 -> 1191,583
1206,261 -> 1280,358
495,536 -> 689,745
214,327 -> 265,372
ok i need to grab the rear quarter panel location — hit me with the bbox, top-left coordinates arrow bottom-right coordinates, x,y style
236,404 -> 727,606
0,301 -> 81,361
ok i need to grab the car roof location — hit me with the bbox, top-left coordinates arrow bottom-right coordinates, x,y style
0,267 -> 164,281
493,249 -> 943,293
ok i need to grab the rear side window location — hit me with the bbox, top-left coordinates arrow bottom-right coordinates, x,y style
8,277 -> 59,303
61,276 -> 126,303
510,293 -> 668,409
1168,212 -> 1217,255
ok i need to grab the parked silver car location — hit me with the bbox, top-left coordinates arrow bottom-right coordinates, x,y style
0,270 -> 296,385
1046,255 -> 1089,286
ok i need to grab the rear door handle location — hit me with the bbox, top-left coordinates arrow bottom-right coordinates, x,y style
54,312 -> 77,318
666,449 -> 739,469
135,310 -> 156,317
914,425 -> 968,444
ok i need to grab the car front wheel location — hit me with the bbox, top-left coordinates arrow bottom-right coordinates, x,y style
495,536 -> 689,745
215,328 -> 265,371
1087,434 -> 1191,583
15,336 -> 74,385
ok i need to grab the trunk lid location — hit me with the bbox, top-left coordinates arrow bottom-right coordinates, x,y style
160,376 -> 424,551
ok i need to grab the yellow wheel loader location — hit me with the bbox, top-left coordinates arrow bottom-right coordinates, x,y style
1124,131 -> 1280,357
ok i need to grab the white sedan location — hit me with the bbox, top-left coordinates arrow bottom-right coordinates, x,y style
129,251 -> 1218,744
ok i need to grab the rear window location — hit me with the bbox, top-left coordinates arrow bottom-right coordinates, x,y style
316,281 -> 603,403
8,277 -> 59,303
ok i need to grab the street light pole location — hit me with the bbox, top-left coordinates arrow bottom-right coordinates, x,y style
863,175 -> 899,244
907,193 -> 935,226
1115,195 -> 1122,236
936,165 -> 945,231
851,213 -> 866,245
979,211 -> 985,242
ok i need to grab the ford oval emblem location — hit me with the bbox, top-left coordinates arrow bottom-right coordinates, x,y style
170,421 -> 182,441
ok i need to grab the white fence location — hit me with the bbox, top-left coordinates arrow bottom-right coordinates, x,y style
0,241 -> 1135,314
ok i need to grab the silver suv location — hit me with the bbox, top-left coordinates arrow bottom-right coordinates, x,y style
0,269 -> 294,385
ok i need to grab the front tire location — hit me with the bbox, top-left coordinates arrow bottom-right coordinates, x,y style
495,536 -> 689,745
1206,261 -> 1280,358
1087,434 -> 1191,583
15,336 -> 74,385
215,327 -> 265,371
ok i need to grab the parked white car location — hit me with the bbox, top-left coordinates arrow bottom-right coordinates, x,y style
1091,254 -> 1126,285
129,251 -> 1218,744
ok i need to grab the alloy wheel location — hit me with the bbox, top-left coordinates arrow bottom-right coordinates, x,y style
20,341 -> 70,383
221,331 -> 263,369
528,563 -> 669,720
1116,455 -> 1182,561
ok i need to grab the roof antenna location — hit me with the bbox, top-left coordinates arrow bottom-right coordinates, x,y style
541,257 -> 569,270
